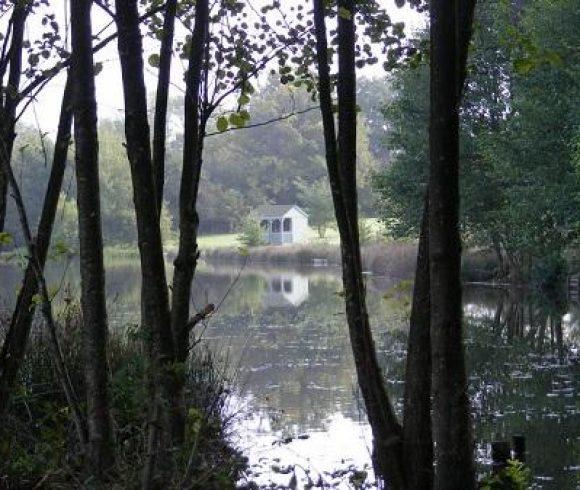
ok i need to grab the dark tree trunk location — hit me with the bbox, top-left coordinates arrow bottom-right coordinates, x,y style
403,199 -> 433,490
313,1 -> 405,487
0,102 -> 87,452
114,0 -> 179,482
171,0 -> 209,365
0,2 -> 27,234
70,0 -> 113,477
152,0 -> 177,214
428,0 -> 476,488
0,75 -> 73,420
169,0 -> 209,447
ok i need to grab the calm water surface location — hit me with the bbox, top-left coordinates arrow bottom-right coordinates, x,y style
1,256 -> 579,488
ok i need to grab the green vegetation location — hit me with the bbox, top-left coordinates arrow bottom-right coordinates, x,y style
480,460 -> 532,490
0,306 -> 244,487
3,82 -> 384,248
374,0 -> 580,284
238,214 -> 264,248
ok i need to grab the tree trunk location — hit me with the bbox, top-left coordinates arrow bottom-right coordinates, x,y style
152,0 -> 177,214
313,1 -> 406,487
70,0 -> 113,477
403,198 -> 433,489
171,0 -> 208,365
114,0 -> 179,482
428,0 -> 476,488
0,2 -> 27,234
0,104 -> 87,453
169,0 -> 209,447
0,75 -> 73,420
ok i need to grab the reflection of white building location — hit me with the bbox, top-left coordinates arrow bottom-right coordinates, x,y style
255,204 -> 309,245
263,274 -> 309,308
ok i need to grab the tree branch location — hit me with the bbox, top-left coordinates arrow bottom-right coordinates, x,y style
18,3 -> 166,102
205,106 -> 318,137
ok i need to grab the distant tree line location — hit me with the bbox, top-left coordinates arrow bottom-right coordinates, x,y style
3,78 -> 386,244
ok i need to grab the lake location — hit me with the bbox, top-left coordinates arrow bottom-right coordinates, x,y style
1,255 -> 579,488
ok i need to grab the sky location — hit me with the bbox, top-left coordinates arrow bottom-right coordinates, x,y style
13,0 -> 425,137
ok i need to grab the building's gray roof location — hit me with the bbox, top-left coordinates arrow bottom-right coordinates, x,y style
254,204 -> 308,218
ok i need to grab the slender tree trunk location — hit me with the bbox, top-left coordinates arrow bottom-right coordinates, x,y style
0,2 -> 27,234
171,0 -> 209,365
428,0 -> 476,487
313,1 -> 405,487
491,233 -> 505,278
403,199 -> 433,490
169,0 -> 209,446
152,0 -> 177,214
0,117 -> 87,451
71,0 -> 113,477
0,75 -> 73,420
114,0 -> 179,483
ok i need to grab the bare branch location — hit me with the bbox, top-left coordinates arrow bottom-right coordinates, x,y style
205,105 -> 319,137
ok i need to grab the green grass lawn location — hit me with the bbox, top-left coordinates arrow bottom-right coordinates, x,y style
197,233 -> 242,249
194,218 -> 386,250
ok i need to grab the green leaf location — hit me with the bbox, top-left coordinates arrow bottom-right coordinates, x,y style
338,7 -> 352,20
0,232 -> 12,245
229,112 -> 246,128
93,62 -> 103,76
216,116 -> 229,132
238,94 -> 251,106
28,53 -> 39,67
513,58 -> 535,75
52,241 -> 70,257
148,53 -> 160,68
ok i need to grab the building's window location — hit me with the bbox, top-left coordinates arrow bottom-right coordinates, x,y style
260,220 -> 269,230
272,219 -> 281,232
283,217 -> 292,232
272,278 -> 282,292
283,280 -> 292,293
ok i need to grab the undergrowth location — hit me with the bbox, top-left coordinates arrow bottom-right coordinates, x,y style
0,302 -> 245,488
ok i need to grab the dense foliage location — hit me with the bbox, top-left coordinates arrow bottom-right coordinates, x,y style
374,0 -> 580,281
3,79 -> 384,245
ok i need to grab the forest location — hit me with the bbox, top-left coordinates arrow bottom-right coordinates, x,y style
0,0 -> 578,489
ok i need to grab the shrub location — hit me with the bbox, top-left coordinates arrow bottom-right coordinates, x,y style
0,305 -> 245,488
238,214 -> 264,248
480,460 -> 532,490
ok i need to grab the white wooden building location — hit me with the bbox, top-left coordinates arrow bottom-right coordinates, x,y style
255,204 -> 309,245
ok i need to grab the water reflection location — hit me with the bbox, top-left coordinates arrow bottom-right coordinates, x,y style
263,274 -> 309,308
0,258 -> 578,488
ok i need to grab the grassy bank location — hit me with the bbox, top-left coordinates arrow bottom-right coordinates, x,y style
0,305 -> 245,488
204,240 -> 419,279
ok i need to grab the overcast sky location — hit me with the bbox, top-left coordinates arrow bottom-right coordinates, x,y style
15,1 -> 425,137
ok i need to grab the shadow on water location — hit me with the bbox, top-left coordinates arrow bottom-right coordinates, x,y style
0,257 -> 578,487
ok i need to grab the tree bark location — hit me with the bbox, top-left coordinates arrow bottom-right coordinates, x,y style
152,0 -> 177,214
70,0 -> 113,477
428,0 -> 476,488
0,74 -> 73,420
0,2 -> 28,234
114,0 -> 179,482
403,198 -> 433,490
171,0 -> 208,365
313,1 -> 405,487
169,0 -> 209,447
0,109 -> 87,452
